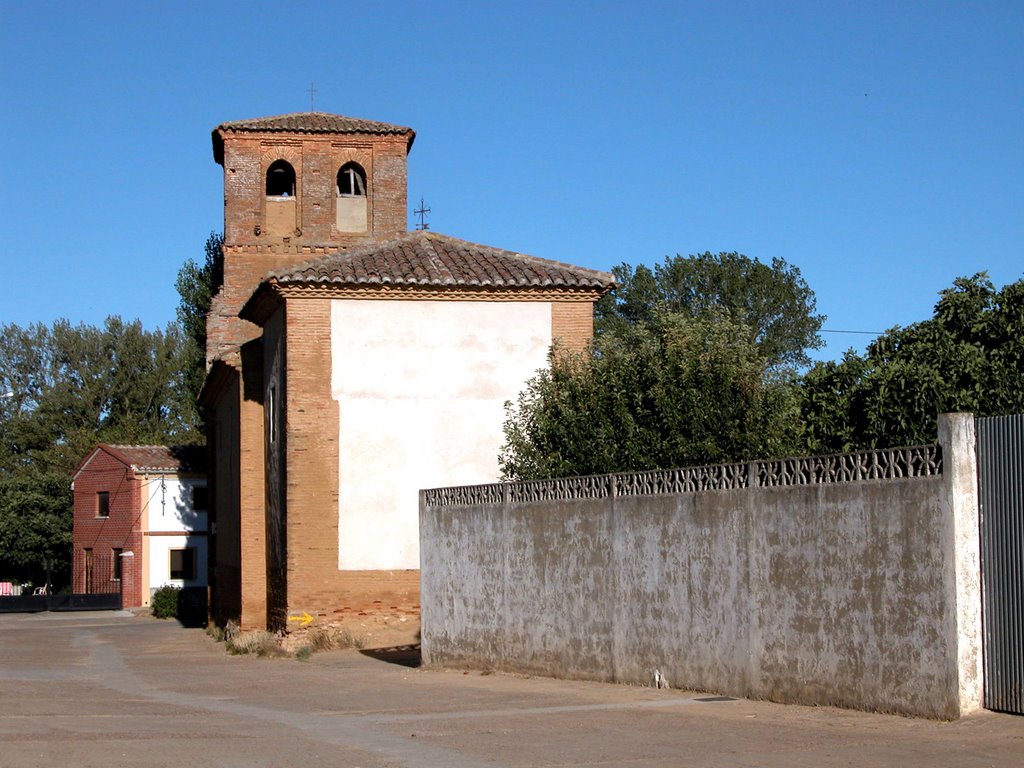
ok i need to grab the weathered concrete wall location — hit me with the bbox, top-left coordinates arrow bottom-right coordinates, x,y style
421,415 -> 981,719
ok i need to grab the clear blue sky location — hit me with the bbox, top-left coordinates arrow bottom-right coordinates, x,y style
2,1 -> 1021,361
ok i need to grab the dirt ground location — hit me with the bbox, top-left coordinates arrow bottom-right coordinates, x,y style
2,610 -> 1022,768
279,608 -> 421,653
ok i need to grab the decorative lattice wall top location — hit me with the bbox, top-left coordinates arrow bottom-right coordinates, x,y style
422,444 -> 943,508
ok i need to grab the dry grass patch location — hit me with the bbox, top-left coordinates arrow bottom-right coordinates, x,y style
227,630 -> 287,658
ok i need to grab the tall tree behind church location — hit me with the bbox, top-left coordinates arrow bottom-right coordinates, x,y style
596,252 -> 825,369
175,232 -> 224,411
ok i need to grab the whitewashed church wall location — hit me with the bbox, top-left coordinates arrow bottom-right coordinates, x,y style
331,299 -> 553,570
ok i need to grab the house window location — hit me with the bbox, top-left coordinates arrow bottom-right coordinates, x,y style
337,162 -> 366,196
266,160 -> 296,197
96,491 -> 110,518
169,548 -> 196,581
112,548 -> 122,581
192,486 -> 209,512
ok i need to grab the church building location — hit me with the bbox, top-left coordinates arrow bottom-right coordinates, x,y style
202,112 -> 614,630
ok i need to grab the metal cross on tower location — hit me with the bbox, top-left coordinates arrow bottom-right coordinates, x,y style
414,197 -> 431,230
307,82 -> 317,112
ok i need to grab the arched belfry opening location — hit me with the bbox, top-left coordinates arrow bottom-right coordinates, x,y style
336,161 -> 368,233
266,160 -> 296,197
337,162 -> 366,197
265,159 -> 297,236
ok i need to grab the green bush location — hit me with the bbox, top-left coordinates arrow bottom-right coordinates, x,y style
151,585 -> 181,619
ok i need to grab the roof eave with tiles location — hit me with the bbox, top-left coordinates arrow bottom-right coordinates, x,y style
239,231 -> 616,325
212,112 -> 416,163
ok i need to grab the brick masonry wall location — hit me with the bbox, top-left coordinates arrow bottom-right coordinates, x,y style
209,132 -> 409,367
220,133 -> 408,250
209,371 -> 242,625
282,298 -> 419,622
72,450 -> 143,606
551,301 -> 595,351
238,349 -> 268,630
219,291 -> 601,629
241,293 -> 603,627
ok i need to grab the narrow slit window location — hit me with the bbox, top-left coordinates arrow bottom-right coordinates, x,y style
266,160 -> 296,197
268,384 -> 277,445
97,491 -> 110,518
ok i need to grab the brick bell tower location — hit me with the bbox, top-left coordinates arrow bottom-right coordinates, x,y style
207,112 -> 416,363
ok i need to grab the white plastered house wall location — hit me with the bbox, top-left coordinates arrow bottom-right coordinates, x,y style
142,474 -> 208,603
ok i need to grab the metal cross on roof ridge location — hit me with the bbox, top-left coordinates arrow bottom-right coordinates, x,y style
415,196 -> 431,230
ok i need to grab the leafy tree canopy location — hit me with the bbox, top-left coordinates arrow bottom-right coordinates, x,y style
0,469 -> 72,584
0,317 -> 200,476
175,232 -> 224,407
596,252 -> 825,369
0,317 -> 201,581
801,273 -> 1024,452
500,311 -> 803,481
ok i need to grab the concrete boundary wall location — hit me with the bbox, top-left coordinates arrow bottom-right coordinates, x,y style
420,414 -> 982,719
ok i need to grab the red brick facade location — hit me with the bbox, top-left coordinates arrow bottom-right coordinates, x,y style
72,446 -> 206,609
207,124 -> 411,365
72,449 -> 144,606
551,300 -> 596,352
206,115 -> 417,629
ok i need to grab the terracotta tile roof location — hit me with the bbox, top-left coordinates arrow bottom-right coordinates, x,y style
212,112 -> 415,161
266,231 -> 616,292
102,445 -> 206,474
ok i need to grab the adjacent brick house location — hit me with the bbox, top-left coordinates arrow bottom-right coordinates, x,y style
202,112 -> 614,630
71,445 -> 207,607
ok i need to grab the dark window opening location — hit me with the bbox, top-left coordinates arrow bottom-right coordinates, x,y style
170,548 -> 196,581
192,486 -> 209,512
97,491 -> 110,518
112,548 -> 122,581
337,163 -> 366,196
266,160 -> 296,197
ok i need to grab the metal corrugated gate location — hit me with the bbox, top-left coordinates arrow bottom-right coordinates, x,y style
978,414 -> 1024,715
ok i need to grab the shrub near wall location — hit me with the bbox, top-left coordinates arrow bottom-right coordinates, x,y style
151,585 -> 181,619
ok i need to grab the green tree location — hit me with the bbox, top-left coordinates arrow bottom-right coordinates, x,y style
500,312 -> 803,481
801,274 -> 1024,451
596,252 -> 825,368
0,318 -> 200,475
0,317 -> 201,582
0,469 -> 71,586
175,231 -> 224,407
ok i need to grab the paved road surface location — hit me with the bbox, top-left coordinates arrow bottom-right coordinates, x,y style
0,611 -> 1021,767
